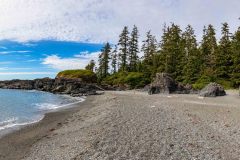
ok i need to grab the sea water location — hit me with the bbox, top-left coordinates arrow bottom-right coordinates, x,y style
0,89 -> 84,136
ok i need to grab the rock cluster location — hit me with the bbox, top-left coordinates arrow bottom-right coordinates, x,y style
148,73 -> 194,94
0,78 -> 99,96
199,82 -> 226,97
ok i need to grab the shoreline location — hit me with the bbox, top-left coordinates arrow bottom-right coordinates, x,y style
1,91 -> 240,159
0,89 -> 86,137
0,95 -> 95,160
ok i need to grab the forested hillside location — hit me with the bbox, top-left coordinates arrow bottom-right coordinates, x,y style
86,23 -> 240,89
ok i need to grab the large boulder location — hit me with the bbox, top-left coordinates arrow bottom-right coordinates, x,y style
148,73 -> 193,94
148,73 -> 177,94
199,82 -> 226,97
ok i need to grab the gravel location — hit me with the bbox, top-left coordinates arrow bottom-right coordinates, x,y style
23,90 -> 240,160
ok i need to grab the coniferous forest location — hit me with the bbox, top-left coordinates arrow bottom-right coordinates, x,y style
86,23 -> 240,89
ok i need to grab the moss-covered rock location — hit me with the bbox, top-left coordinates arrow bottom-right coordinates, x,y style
56,69 -> 97,83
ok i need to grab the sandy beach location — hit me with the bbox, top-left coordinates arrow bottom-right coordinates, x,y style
1,91 -> 240,160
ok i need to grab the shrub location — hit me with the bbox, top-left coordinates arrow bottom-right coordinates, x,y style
57,69 -> 97,83
192,75 -> 213,90
102,72 -> 150,89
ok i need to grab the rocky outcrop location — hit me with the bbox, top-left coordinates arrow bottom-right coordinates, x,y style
148,73 -> 195,94
199,82 -> 226,97
0,78 -> 100,96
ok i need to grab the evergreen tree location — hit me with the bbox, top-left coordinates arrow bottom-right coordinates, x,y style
85,59 -> 95,72
142,30 -> 157,65
182,25 -> 200,83
118,26 -> 129,71
128,25 -> 139,72
160,23 -> 184,81
200,24 -> 218,81
231,27 -> 240,86
216,23 -> 233,79
98,43 -> 111,79
111,45 -> 118,73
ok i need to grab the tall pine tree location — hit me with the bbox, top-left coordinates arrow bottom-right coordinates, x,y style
98,43 -> 111,79
111,45 -> 118,74
128,25 -> 139,72
200,24 -> 218,81
118,26 -> 129,71
216,23 -> 233,79
231,27 -> 240,86
142,30 -> 157,65
182,25 -> 200,83
85,59 -> 95,72
160,23 -> 184,81
141,30 -> 158,77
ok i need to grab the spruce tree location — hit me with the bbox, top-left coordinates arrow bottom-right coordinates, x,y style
85,59 -> 95,72
182,25 -> 200,83
142,30 -> 157,65
111,45 -> 118,74
200,24 -> 218,81
141,30 -> 158,77
98,43 -> 111,79
160,23 -> 184,81
231,27 -> 240,86
129,25 -> 139,72
118,26 -> 129,71
216,23 -> 233,79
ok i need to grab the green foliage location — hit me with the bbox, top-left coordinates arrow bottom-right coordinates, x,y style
192,75 -> 213,90
216,79 -> 234,89
94,24 -> 240,90
216,23 -> 233,79
231,27 -> 240,87
103,72 -> 150,89
128,25 -> 139,72
57,69 -> 97,83
118,26 -> 130,71
111,45 -> 118,73
97,42 -> 111,79
85,59 -> 95,72
160,24 -> 185,81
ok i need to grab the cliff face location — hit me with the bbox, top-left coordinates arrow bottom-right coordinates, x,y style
0,78 -> 99,96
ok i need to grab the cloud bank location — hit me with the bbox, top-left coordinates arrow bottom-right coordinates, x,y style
42,51 -> 100,70
0,0 -> 239,43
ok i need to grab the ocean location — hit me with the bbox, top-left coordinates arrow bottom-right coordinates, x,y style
0,89 -> 84,136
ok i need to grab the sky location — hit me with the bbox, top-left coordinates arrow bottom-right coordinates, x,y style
0,0 -> 239,80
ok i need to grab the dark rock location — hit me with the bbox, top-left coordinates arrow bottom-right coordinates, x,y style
148,73 -> 195,95
0,78 -> 100,96
199,82 -> 226,97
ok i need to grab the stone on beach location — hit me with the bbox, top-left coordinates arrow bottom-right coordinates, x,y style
148,73 -> 193,95
199,82 -> 226,97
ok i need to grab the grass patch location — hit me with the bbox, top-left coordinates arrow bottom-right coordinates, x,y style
57,69 -> 97,83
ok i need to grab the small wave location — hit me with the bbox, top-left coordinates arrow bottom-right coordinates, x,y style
26,90 -> 38,93
0,116 -> 44,131
35,97 -> 85,111
0,117 -> 18,127
35,103 -> 60,110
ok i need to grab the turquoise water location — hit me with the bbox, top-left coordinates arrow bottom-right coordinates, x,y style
0,89 -> 83,134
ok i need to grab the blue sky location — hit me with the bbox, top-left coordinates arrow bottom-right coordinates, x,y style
0,0 -> 239,80
0,40 -> 103,80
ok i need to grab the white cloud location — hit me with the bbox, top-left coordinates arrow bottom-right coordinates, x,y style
0,50 -> 31,55
42,51 -> 100,70
0,61 -> 12,65
0,0 -> 239,43
0,46 -> 7,49
0,72 -> 54,75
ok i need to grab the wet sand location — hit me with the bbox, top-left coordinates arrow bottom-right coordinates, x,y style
0,96 -> 95,160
